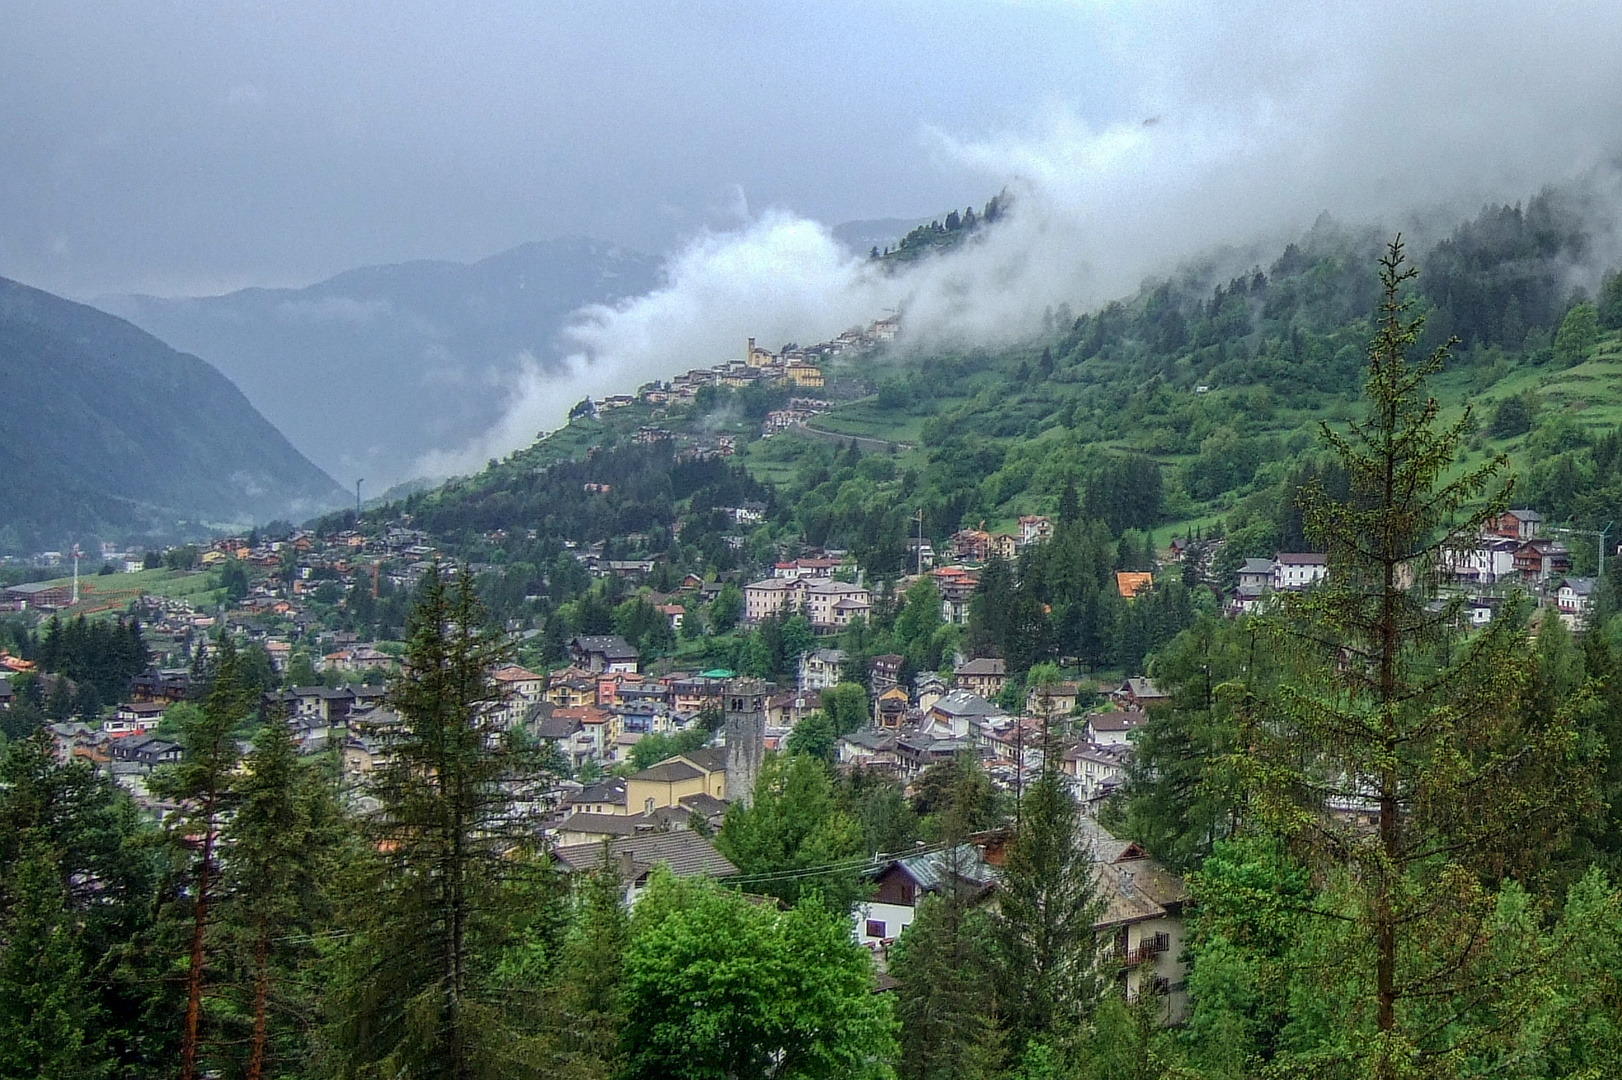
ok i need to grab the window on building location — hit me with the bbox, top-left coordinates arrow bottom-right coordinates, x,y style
644,797 -> 655,815
865,920 -> 886,939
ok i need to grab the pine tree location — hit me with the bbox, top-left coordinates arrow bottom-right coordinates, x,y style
543,859 -> 629,1079
152,637 -> 253,1080
323,564 -> 557,1080
1237,239 -> 1595,1077
990,715 -> 1103,1057
1110,615 -> 1260,872
891,761 -> 1004,1080
0,839 -> 108,1080
218,711 -> 347,1079
0,732 -> 172,1075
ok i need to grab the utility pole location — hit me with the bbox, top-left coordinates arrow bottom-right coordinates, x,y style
70,543 -> 81,606
1548,522 -> 1615,579
915,508 -> 924,577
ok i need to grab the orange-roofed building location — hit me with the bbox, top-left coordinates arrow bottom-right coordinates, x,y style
1116,572 -> 1155,599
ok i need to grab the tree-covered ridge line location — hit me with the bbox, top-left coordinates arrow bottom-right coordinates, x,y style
354,179 -> 1622,586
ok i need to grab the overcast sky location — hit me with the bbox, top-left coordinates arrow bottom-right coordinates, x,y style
6,1 -> 1622,314
1,1 -> 1136,298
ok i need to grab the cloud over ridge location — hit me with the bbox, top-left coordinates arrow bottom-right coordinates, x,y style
418,0 -> 1622,477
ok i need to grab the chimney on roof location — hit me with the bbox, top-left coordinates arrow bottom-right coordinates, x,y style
618,849 -> 636,881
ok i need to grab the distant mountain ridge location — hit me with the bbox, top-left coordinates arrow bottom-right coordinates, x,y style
0,276 -> 345,552
102,236 -> 662,487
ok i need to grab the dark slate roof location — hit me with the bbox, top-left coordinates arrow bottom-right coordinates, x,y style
553,830 -> 738,879
1086,710 -> 1147,732
570,635 -> 639,659
930,690 -> 1001,717
554,813 -> 641,837
677,792 -> 729,818
885,843 -> 998,891
955,657 -> 1006,676
631,759 -> 705,784
840,728 -> 898,751
682,746 -> 727,773
534,713 -> 582,740
567,777 -> 628,807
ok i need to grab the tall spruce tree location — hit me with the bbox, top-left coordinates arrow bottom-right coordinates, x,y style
152,637 -> 254,1080
890,758 -> 1004,1080
218,711 -> 347,1079
322,565 -> 557,1080
1236,239 -> 1594,1078
542,858 -> 629,1080
990,713 -> 1103,1058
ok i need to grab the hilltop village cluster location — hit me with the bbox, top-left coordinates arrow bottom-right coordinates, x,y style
566,318 -> 898,444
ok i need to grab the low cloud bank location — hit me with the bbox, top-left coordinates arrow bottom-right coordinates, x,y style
418,0 -> 1622,478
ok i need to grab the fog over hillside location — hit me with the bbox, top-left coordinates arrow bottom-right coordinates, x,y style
418,0 -> 1622,476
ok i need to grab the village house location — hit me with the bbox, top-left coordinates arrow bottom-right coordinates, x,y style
490,664 -> 547,727
953,657 -> 1007,700
924,689 -> 1005,738
870,653 -> 905,693
934,566 -> 979,625
551,706 -> 618,761
110,732 -> 184,770
875,686 -> 911,729
837,728 -> 901,772
1557,576 -> 1599,627
1116,678 -> 1170,709
1018,515 -> 1054,548
1116,572 -> 1154,599
766,689 -> 822,728
1515,539 -> 1571,581
1442,536 -> 1521,584
894,731 -> 980,777
1062,741 -> 1134,807
3,581 -> 73,610
798,648 -> 846,691
1085,819 -> 1192,1022
568,635 -> 640,674
1026,681 -> 1083,717
104,701 -> 166,738
1085,709 -> 1148,747
1273,552 -> 1329,590
1486,509 -> 1543,540
951,529 -> 992,563
743,576 -> 872,629
550,831 -> 738,906
856,843 -> 1000,951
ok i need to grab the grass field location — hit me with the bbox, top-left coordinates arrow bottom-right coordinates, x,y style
29,567 -> 221,618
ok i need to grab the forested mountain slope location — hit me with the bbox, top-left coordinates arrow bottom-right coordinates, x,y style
317,184 -> 1622,679
381,188 -> 1622,551
0,276 -> 344,551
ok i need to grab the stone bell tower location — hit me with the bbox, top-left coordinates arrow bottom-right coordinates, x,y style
723,677 -> 768,807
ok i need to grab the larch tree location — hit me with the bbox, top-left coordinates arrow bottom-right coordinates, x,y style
1235,239 -> 1595,1078
152,636 -> 254,1080
890,750 -> 1004,1080
989,704 -> 1103,1060
322,564 -> 559,1080
219,709 -> 348,1079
